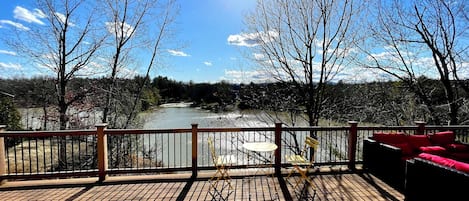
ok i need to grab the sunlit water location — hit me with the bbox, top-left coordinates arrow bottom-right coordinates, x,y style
140,105 -> 278,167
142,106 -> 272,129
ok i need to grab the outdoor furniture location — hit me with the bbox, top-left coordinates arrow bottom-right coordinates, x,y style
363,131 -> 469,191
285,136 -> 319,200
405,156 -> 469,201
207,137 -> 236,200
242,141 -> 280,200
242,141 -> 278,177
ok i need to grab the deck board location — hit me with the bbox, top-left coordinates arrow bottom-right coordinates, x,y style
0,173 -> 403,201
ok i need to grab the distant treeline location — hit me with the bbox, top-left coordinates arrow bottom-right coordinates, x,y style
1,76 -> 468,126
0,76 -> 238,111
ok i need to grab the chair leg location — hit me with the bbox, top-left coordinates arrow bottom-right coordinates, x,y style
286,165 -> 297,179
209,165 -> 234,201
287,165 -> 317,200
209,172 -> 233,201
220,168 -> 233,189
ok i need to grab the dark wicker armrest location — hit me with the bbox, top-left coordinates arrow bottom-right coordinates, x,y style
381,143 -> 402,152
405,158 -> 469,201
364,140 -> 406,191
363,138 -> 379,169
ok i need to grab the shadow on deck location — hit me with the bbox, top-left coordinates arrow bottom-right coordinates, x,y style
0,170 -> 403,201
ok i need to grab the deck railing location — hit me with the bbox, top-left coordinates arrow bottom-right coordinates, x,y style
1,122 -> 469,183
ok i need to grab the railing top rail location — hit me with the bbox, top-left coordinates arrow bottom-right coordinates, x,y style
0,130 -> 96,137
197,127 -> 276,132
283,126 -> 350,131
105,128 -> 192,135
356,125 -> 469,131
356,126 -> 418,131
426,125 -> 469,130
1,124 -> 469,138
104,127 -> 277,134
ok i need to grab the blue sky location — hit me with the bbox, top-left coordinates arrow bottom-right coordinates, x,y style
0,0 -> 258,83
2,1 -> 465,84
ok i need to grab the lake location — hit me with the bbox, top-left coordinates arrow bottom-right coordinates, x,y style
18,104 -> 311,167
142,103 -> 274,129
140,104 -> 281,167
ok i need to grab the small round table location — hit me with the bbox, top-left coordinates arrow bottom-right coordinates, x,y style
242,142 -> 278,176
242,142 -> 278,153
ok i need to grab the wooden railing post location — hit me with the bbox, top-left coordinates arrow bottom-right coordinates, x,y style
96,123 -> 108,182
191,124 -> 198,178
348,121 -> 358,171
415,121 -> 427,135
0,125 -> 6,185
274,122 -> 282,176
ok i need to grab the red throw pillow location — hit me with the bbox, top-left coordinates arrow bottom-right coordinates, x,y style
373,133 -> 408,144
408,135 -> 431,150
429,131 -> 455,145
392,143 -> 414,155
419,146 -> 448,156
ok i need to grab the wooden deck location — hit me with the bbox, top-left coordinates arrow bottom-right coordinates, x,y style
0,171 -> 403,201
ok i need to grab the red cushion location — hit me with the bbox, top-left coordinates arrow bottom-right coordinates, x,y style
418,153 -> 469,173
419,146 -> 448,156
429,131 -> 455,145
418,153 -> 456,168
373,133 -> 408,144
408,135 -> 431,150
392,143 -> 414,155
454,161 -> 469,173
445,143 -> 469,152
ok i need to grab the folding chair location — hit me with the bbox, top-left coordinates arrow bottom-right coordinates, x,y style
207,137 -> 236,200
285,136 -> 319,199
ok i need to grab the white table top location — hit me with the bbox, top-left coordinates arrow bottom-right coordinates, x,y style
242,142 -> 278,152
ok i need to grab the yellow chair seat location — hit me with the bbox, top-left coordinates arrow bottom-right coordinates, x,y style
285,155 -> 308,165
215,155 -> 236,166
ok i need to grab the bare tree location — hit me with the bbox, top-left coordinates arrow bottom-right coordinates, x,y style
5,0 -> 106,169
362,0 -> 469,125
100,0 -> 178,128
8,0 -> 105,130
243,0 -> 360,127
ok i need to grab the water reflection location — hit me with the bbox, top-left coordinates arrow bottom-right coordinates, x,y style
142,106 -> 270,129
141,106 -> 274,167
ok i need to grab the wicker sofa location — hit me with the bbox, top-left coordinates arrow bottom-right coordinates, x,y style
363,131 -> 469,191
405,155 -> 469,201
363,136 -> 408,191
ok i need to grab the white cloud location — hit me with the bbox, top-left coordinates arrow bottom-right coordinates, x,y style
168,49 -> 190,57
0,20 -> 29,31
222,69 -> 275,83
118,67 -> 138,78
0,62 -> 22,70
459,62 -> 469,79
203,61 -> 213,66
227,30 -> 279,47
55,12 -> 75,27
0,50 -> 17,56
253,53 -> 264,60
105,21 -> 134,38
75,61 -> 108,77
14,6 -> 46,25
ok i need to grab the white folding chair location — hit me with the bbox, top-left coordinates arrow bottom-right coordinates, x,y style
207,137 -> 236,200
